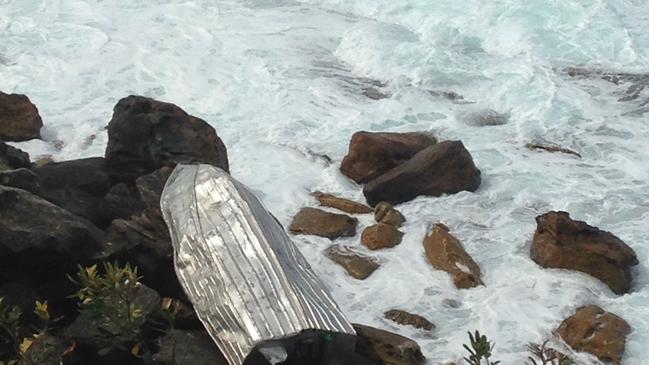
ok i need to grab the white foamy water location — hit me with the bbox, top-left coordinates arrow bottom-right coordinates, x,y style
1,0 -> 648,363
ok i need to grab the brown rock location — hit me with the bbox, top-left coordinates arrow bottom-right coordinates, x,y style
384,310 -> 435,331
341,131 -> 437,184
423,224 -> 482,289
312,191 -> 373,214
324,244 -> 379,280
361,223 -> 404,250
353,324 -> 426,365
104,95 -> 228,183
289,207 -> 358,239
374,202 -> 406,227
530,211 -> 638,294
556,305 -> 630,364
363,140 -> 481,206
0,92 -> 43,141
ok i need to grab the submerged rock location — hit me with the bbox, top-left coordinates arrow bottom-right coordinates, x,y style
384,310 -> 435,331
312,191 -> 373,214
0,186 -> 107,281
363,141 -> 481,206
341,131 -> 437,184
423,224 -> 482,289
104,95 -> 228,182
289,207 -> 358,239
556,305 -> 630,365
0,141 -> 30,171
526,143 -> 581,158
530,211 -> 638,294
353,324 -> 426,365
325,244 -> 379,280
374,202 -> 405,227
0,91 -> 43,141
361,223 -> 404,250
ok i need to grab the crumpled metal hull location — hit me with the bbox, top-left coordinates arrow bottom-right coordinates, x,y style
160,164 -> 355,365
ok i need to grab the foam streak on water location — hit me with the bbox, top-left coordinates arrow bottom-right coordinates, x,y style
1,0 -> 648,363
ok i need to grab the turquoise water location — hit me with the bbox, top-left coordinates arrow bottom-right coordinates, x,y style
1,1 -> 648,363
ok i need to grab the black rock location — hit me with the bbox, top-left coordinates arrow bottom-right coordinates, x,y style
0,185 -> 108,283
0,141 -> 30,171
31,157 -> 114,228
104,96 -> 229,183
0,168 -> 39,193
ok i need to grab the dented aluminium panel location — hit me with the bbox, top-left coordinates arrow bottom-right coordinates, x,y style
160,164 -> 354,365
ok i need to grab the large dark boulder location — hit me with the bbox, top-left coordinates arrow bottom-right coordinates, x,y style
530,211 -> 638,294
31,157 -> 115,228
0,186 -> 108,282
105,167 -> 179,298
363,140 -> 481,206
104,96 -> 228,182
341,131 -> 437,184
0,141 -> 30,171
0,92 -> 42,141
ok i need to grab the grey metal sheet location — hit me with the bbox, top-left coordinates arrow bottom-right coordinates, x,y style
160,164 -> 354,365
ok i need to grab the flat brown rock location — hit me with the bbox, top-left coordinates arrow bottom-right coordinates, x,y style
526,143 -> 581,157
363,140 -> 481,206
384,310 -> 435,331
289,207 -> 358,239
312,191 -> 372,214
341,131 -> 437,184
530,211 -> 638,294
556,305 -> 630,364
324,244 -> 379,280
423,224 -> 482,289
0,92 -> 43,141
353,324 -> 426,365
374,202 -> 406,227
361,223 -> 404,250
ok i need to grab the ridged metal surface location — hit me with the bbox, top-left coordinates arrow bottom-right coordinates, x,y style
160,164 -> 355,365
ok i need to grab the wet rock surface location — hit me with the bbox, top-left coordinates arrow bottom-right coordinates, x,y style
353,324 -> 426,365
341,131 -> 437,184
556,305 -> 630,364
363,140 -> 481,206
423,224 -> 482,289
530,211 -> 638,294
0,91 -> 43,141
361,223 -> 404,250
374,202 -> 405,227
312,191 -> 373,214
289,207 -> 358,239
384,310 -> 435,331
325,244 -> 379,280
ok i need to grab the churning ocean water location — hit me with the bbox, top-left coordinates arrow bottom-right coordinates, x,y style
1,0 -> 648,363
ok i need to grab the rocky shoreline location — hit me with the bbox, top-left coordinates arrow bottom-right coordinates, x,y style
0,92 -> 638,365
